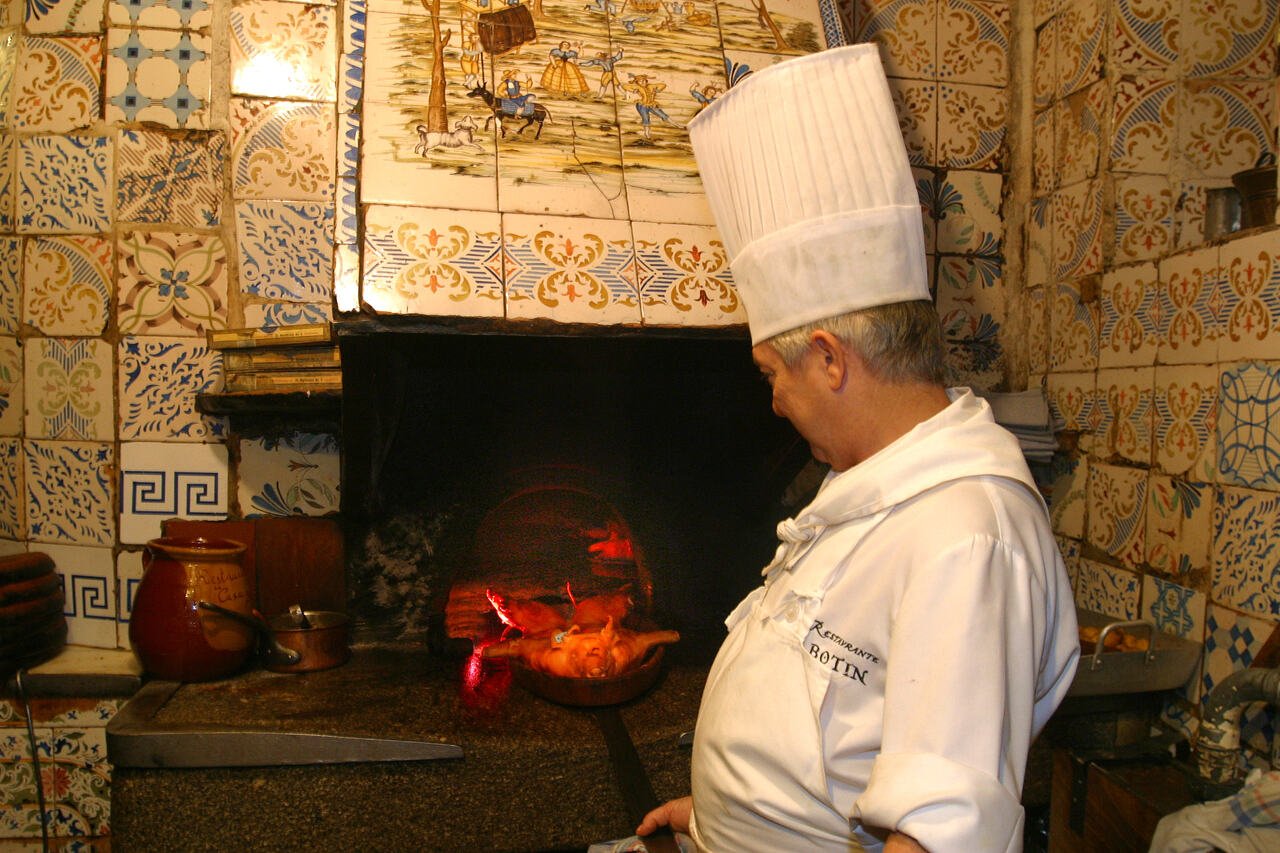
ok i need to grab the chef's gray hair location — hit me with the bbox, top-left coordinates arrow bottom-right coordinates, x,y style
766,300 -> 946,386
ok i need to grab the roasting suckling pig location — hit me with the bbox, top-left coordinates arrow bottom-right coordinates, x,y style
482,617 -> 679,678
486,586 -> 635,636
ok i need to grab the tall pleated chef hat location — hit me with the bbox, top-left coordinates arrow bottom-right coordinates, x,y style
688,44 -> 929,345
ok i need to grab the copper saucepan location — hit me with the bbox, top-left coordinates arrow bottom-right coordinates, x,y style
197,601 -> 351,673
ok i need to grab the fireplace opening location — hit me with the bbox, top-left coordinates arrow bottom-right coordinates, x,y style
339,330 -> 809,662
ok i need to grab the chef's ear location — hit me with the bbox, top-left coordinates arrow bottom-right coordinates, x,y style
809,330 -> 847,389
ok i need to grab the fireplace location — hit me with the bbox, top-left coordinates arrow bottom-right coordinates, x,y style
337,326 -> 809,661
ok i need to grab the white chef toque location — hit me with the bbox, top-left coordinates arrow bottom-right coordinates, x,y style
688,44 -> 929,345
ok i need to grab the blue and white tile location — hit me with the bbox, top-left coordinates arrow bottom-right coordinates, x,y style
337,111 -> 359,179
115,549 -> 143,649
335,176 -> 357,246
116,128 -> 224,227
119,337 -> 225,441
237,432 -> 340,517
1213,485 -> 1280,620
17,135 -> 111,234
105,27 -> 212,129
0,132 -> 14,231
24,440 -> 113,546
1145,475 -> 1212,579
25,0 -> 106,32
242,301 -> 332,330
0,237 -> 19,333
23,338 -> 113,440
39,543 -> 116,648
0,334 -> 20,436
1142,574 -> 1206,701
109,0 -> 212,29
1217,361 -> 1280,490
0,438 -> 21,539
236,200 -> 334,301
119,440 -> 228,544
1075,557 -> 1140,620
1201,604 -> 1274,709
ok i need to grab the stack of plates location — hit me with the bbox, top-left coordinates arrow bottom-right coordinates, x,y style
0,553 -> 66,676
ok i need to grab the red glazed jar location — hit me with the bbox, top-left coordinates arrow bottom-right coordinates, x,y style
129,537 -> 255,682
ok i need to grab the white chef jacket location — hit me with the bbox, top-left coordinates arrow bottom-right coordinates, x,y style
689,389 -> 1079,852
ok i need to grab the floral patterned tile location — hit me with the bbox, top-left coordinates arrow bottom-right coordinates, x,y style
243,301 -> 331,330
11,36 -> 101,132
1172,179 -> 1221,251
1075,557 -> 1140,620
17,135 -> 111,235
913,168 -> 937,253
1180,80 -> 1273,179
118,440 -> 228,544
1217,361 -> 1280,490
0,238 -> 17,334
109,0 -> 212,29
633,221 -> 744,329
119,337 -> 225,441
1111,77 -> 1176,174
1031,13 -> 1055,112
361,204 -> 503,317
1095,366 -> 1154,465
0,438 -> 21,539
502,212 -> 639,325
0,335 -> 19,437
26,0 -> 106,32
1053,80 -> 1104,187
24,440 -> 113,546
23,339 -> 113,441
1142,574 -> 1205,702
1218,229 -> 1280,362
1146,475 -> 1212,580
0,132 -> 13,231
38,544 -> 116,648
1114,175 -> 1173,263
1045,370 -> 1097,435
1153,363 -> 1217,481
117,230 -> 229,336
1201,604 -> 1274,709
237,432 -> 340,517
935,170 -> 1002,255
1026,195 -> 1052,290
116,549 -> 143,648
236,200 -> 334,302
888,77 -> 937,167
230,98 -> 335,201
116,129 -> 224,227
1052,179 -> 1103,280
1025,285 -> 1048,377
854,0 -> 936,80
1099,261 -> 1159,368
1032,107 -> 1054,195
1182,0 -> 1276,78
1048,278 -> 1098,371
47,726 -> 112,835
938,82 -> 1004,170
1111,0 -> 1178,73
936,257 -> 1005,385
1054,0 -> 1103,100
22,236 -> 111,337
1087,462 -> 1147,570
936,0 -> 1008,86
105,27 -> 212,129
1158,244 -> 1221,365
1048,454 -> 1088,540
230,0 -> 336,102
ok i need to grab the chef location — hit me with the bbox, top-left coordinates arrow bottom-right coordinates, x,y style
636,44 -> 1080,852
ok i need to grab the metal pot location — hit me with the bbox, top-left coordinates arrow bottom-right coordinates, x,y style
198,601 -> 351,673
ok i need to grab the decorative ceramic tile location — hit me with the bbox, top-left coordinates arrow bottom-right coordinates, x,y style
1172,179 -> 1214,251
16,135 -> 111,235
1180,80 -> 1273,179
936,0 -> 1007,86
913,167 -> 937,253
0,132 -> 13,232
1110,0 -> 1178,73
1054,0 -> 1102,100
1158,244 -> 1221,365
1026,285 -> 1048,377
1095,366 -> 1153,465
361,204 -> 503,317
0,438 -> 20,538
1053,80 -> 1104,187
1201,603 -> 1273,709
503,212 -> 639,325
359,11 -> 433,107
1052,179 -> 1103,280
888,77 -> 936,167
1114,175 -> 1173,263
118,230 -> 229,335
333,242 -> 359,313
936,258 -> 1005,385
25,0 -> 106,32
230,0 -> 336,102
23,339 -> 112,441
338,44 -> 362,116
633,221 -> 744,328
22,236 -> 111,337
1032,107 -> 1055,195
116,549 -> 143,648
119,337 -> 225,441
243,301 -> 331,330
118,440 -> 228,544
716,0 -> 825,56
1099,262 -> 1159,368
116,129 -> 224,226
24,440 -> 113,546
854,0 -> 936,80
335,176 -> 357,245
1219,230 -> 1280,361
1087,462 -> 1147,569
1146,476 -> 1212,579
1048,454 -> 1087,540
105,27 -> 212,129
230,98 -> 335,201
1048,278 -> 1098,371
1045,370 -> 1096,435
47,727 -> 112,834
1111,77 -> 1176,174
1031,13 -> 1056,111
0,238 -> 18,334
1144,574 -> 1206,640
1217,361 -> 1280,489
938,82 -> 1004,170
1183,0 -> 1276,78
0,336 -> 19,437
337,111 -> 359,179
109,0 -> 213,29
237,432 -> 340,517
1026,195 -> 1052,290
11,36 -> 101,132
935,170 -> 1002,255
1153,363 -> 1217,480
817,0 -> 845,46
39,544 -> 116,648
235,200 -> 334,301
1075,557 -> 1140,620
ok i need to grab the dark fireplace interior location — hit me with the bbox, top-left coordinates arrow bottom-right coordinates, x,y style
338,329 -> 811,662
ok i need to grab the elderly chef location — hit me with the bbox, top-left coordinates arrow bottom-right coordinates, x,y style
636,44 -> 1080,852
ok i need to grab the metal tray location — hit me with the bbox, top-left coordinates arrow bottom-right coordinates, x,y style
1067,609 -> 1203,697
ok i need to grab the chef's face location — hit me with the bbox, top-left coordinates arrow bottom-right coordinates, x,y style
752,341 -> 833,465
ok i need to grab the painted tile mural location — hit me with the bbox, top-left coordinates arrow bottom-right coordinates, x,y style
237,432 -> 340,517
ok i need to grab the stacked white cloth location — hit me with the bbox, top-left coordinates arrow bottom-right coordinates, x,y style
1149,768 -> 1280,852
972,388 -> 1060,464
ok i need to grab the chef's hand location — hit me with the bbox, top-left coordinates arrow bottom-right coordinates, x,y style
636,796 -> 691,836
